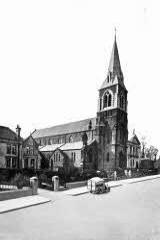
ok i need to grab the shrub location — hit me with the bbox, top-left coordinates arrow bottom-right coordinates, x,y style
11,173 -> 25,189
39,173 -> 48,184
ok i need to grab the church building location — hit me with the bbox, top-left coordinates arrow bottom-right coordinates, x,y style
32,34 -> 128,172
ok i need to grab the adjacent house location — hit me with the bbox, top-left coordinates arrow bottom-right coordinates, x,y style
127,131 -> 141,169
22,135 -> 42,170
0,126 -> 20,169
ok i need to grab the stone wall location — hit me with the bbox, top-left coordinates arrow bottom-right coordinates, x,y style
0,188 -> 33,201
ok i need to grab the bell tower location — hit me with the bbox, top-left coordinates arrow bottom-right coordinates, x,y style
96,33 -> 128,170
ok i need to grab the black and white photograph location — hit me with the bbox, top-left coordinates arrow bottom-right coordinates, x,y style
0,1 -> 160,239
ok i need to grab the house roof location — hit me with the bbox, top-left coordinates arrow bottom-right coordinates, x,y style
32,117 -> 96,139
0,126 -> 18,141
23,134 -> 39,147
128,134 -> 140,145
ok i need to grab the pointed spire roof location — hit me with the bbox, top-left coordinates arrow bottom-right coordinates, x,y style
100,32 -> 126,90
108,33 -> 122,75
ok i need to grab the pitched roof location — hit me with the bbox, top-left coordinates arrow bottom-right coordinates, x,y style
0,126 -> 18,141
32,117 -> 96,139
23,134 -> 39,148
129,134 -> 140,145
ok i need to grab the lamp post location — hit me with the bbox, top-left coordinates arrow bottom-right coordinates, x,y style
16,125 -> 21,170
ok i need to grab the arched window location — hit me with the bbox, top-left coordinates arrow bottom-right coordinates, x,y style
103,91 -> 112,109
108,94 -> 112,107
51,159 -> 53,170
103,94 -> 108,108
100,98 -> 102,110
56,153 -> 58,162
31,159 -> 35,168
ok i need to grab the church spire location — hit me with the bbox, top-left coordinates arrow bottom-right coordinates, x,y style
100,31 -> 125,90
108,31 -> 122,76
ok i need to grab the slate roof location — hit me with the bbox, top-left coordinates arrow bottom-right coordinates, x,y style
32,117 -> 96,139
0,126 -> 18,141
39,144 -> 64,152
60,139 -> 96,151
39,139 -> 96,152
59,141 -> 83,151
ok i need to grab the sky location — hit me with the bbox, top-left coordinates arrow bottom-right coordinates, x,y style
0,0 -> 159,149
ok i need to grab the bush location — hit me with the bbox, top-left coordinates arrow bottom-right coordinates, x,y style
11,173 -> 25,189
80,169 -> 97,180
97,170 -> 108,178
39,173 -> 48,185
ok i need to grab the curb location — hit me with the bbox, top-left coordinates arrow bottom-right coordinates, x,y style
129,176 -> 160,185
109,184 -> 123,188
72,191 -> 89,196
0,199 -> 51,214
70,175 -> 160,196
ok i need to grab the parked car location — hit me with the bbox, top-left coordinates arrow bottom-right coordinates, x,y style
87,177 -> 110,194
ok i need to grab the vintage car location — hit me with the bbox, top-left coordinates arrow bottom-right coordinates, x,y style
87,177 -> 110,194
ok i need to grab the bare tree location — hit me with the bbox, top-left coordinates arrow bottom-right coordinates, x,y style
145,145 -> 158,161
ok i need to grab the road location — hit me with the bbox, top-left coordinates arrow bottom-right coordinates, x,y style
0,178 -> 160,240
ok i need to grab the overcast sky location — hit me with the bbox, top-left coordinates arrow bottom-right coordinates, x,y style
0,0 -> 159,149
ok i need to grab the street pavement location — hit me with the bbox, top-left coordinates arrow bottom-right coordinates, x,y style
0,177 -> 160,240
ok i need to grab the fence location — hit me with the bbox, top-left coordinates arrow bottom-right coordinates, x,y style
0,177 -> 31,192
0,177 -> 38,201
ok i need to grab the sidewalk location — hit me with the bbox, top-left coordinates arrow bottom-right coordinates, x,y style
0,195 -> 51,214
1,174 -> 159,214
64,174 -> 160,196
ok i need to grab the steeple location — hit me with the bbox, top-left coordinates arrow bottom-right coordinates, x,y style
108,32 -> 122,76
100,32 -> 125,90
